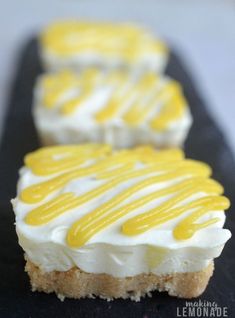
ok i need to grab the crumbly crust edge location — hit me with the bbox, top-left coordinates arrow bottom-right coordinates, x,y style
25,259 -> 214,301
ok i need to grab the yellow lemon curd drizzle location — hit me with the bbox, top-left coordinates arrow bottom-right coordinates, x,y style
24,144 -> 111,176
41,21 -> 167,58
61,69 -> 101,115
21,160 -> 133,204
42,71 -> 79,108
22,145 -> 195,204
94,73 -> 131,122
61,68 -> 127,115
23,159 -> 208,211
25,165 -> 197,224
40,68 -> 186,130
95,73 -> 157,123
22,145 -> 230,247
67,178 -> 226,248
121,184 -> 227,236
150,93 -> 187,131
42,69 -> 100,115
123,81 -> 179,126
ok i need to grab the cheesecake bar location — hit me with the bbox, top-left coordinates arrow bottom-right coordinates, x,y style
12,144 -> 231,300
33,69 -> 192,148
39,21 -> 168,72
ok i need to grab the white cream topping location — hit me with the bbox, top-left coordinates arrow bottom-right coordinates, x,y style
40,21 -> 168,73
33,73 -> 192,148
13,164 -> 231,277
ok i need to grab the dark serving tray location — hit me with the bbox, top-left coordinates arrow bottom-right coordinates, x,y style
0,39 -> 234,318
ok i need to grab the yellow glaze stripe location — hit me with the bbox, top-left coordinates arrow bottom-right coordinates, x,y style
123,81 -> 178,125
150,91 -> 186,131
61,69 -> 100,115
21,146 -> 185,203
41,21 -> 167,58
122,182 -> 226,235
94,73 -> 131,122
95,73 -> 157,123
42,71 -> 79,109
40,68 -> 187,131
24,144 -> 111,175
67,178 -> 225,247
21,145 -> 230,247
25,162 -> 210,225
41,69 -> 100,115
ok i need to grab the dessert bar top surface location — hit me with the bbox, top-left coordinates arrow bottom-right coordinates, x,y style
35,69 -> 189,131
40,21 -> 167,61
13,144 -> 230,250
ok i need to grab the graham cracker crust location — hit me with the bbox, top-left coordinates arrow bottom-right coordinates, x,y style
25,260 -> 214,301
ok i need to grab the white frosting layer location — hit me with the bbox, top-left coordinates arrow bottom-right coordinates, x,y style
33,74 -> 192,148
13,161 -> 231,277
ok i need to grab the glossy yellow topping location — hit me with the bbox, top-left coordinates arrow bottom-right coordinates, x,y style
39,69 -> 187,131
41,21 -> 167,61
20,145 -> 230,248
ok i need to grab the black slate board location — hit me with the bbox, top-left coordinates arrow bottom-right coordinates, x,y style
0,39 -> 235,318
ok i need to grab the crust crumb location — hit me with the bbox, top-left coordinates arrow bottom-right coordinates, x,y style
25,260 -> 214,301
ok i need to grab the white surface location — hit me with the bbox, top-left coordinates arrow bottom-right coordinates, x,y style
0,0 -> 235,154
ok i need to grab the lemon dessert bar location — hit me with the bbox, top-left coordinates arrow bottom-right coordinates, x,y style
40,21 -> 168,72
12,144 -> 231,300
33,69 -> 192,148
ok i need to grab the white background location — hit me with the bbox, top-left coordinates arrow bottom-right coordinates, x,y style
0,0 -> 235,154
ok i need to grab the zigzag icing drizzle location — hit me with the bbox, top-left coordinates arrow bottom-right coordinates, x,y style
20,145 -> 230,248
40,69 -> 187,131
